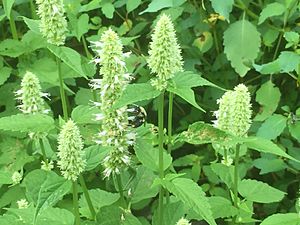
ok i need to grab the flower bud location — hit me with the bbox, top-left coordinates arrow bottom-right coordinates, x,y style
148,14 -> 183,90
176,218 -> 191,225
214,84 -> 252,137
57,120 -> 86,181
12,171 -> 22,185
15,72 -> 49,114
17,199 -> 29,209
36,0 -> 68,45
90,29 -> 134,178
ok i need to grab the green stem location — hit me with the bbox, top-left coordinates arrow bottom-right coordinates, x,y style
158,92 -> 165,225
233,144 -> 240,209
73,181 -> 80,225
39,138 -> 48,167
273,33 -> 283,61
29,0 -> 37,19
212,27 -> 220,55
167,92 -> 174,154
9,13 -> 18,40
56,56 -> 68,120
116,174 -> 127,208
79,175 -> 96,220
81,35 -> 92,59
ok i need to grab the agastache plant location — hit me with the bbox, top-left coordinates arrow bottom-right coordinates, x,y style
214,83 -> 252,210
90,28 -> 134,178
15,71 -> 49,114
148,14 -> 183,90
36,0 -> 68,46
57,120 -> 86,181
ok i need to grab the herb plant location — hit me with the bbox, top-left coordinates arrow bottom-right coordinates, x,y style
0,1 -> 300,225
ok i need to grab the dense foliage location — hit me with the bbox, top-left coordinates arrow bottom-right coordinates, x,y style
0,0 -> 300,224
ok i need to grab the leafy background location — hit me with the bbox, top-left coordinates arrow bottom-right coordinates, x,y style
1,0 -> 300,225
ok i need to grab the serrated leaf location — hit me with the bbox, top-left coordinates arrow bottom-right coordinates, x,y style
140,0 -> 185,14
167,71 -> 221,112
152,201 -> 185,225
243,136 -> 299,162
223,19 -> 261,76
210,0 -> 234,21
208,196 -> 237,219
129,166 -> 159,203
72,13 -> 90,41
254,80 -> 281,121
71,105 -> 101,124
134,139 -> 172,172
163,178 -> 216,225
126,0 -> 142,13
22,17 -> 41,34
260,213 -> 299,225
79,189 -> 119,219
256,114 -> 287,140
22,170 -> 72,222
0,67 -> 12,85
84,145 -> 110,171
47,45 -> 94,79
238,179 -> 285,203
179,122 -> 235,145
258,3 -> 285,25
101,2 -> 115,19
0,114 -> 55,133
113,83 -> 160,109
253,157 -> 286,175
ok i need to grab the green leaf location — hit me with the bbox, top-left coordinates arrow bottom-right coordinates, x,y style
101,2 -> 115,19
134,139 -> 172,172
243,136 -> 299,162
126,0 -> 142,13
129,166 -> 159,204
84,145 -> 110,171
140,0 -> 185,14
113,83 -> 160,109
210,163 -> 235,189
152,201 -> 185,225
256,114 -> 287,140
22,17 -> 41,34
223,19 -> 261,76
0,114 -> 55,133
22,170 -> 72,222
179,122 -> 235,145
254,80 -> 281,121
210,0 -> 234,21
71,105 -> 101,124
0,66 -> 12,85
260,213 -> 299,225
253,157 -> 287,175
284,31 -> 299,48
0,39 -> 26,57
238,179 -> 285,203
258,3 -> 285,25
47,45 -> 94,79
163,177 -> 216,225
254,51 -> 300,74
37,207 -> 74,225
167,71 -> 221,111
3,0 -> 15,19
96,205 -> 142,225
79,189 -> 119,219
72,13 -> 90,41
208,196 -> 237,219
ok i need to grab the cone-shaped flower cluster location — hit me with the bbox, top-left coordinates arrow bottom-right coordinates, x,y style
12,171 -> 22,186
15,72 -> 49,114
90,29 -> 134,178
17,199 -> 29,209
36,0 -> 68,46
176,218 -> 191,225
214,84 -> 252,137
57,120 -> 86,181
148,14 -> 183,90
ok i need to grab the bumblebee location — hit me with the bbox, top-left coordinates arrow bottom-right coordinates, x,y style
127,104 -> 147,128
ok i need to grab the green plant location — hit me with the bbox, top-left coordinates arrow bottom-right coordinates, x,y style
1,1 -> 300,225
